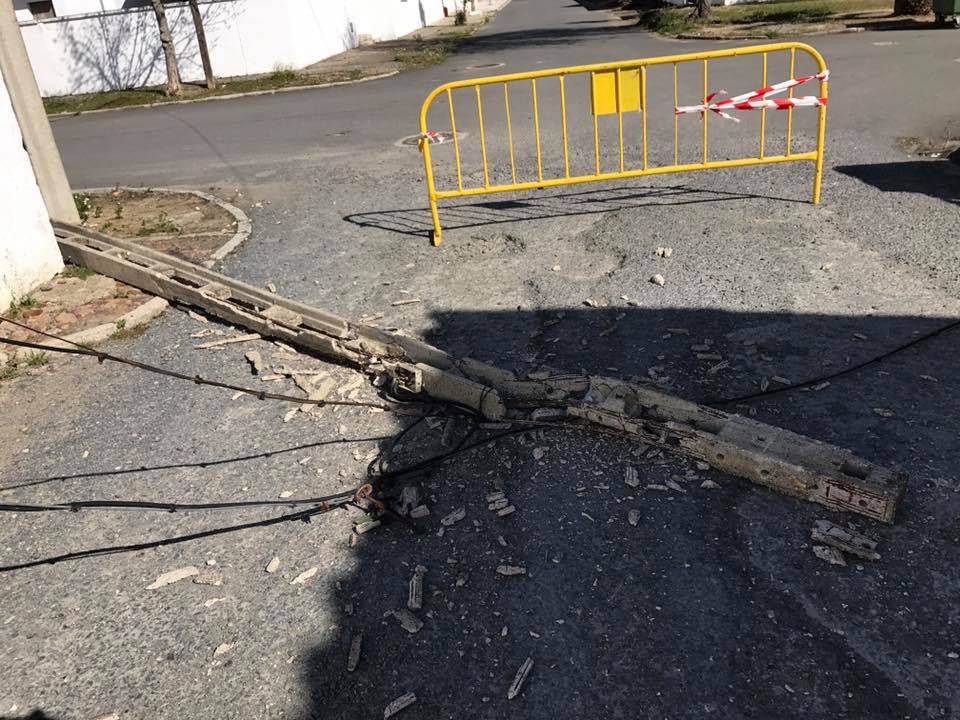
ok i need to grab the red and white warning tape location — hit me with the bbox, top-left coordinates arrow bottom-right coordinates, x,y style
675,69 -> 829,122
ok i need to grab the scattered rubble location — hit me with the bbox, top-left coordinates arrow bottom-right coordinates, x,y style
147,566 -> 199,589
265,557 -> 280,574
655,247 -> 673,258
441,508 -> 466,526
383,692 -> 417,718
496,565 -> 526,577
408,565 -> 427,611
291,567 -> 318,585
388,609 -> 424,634
409,505 -> 430,519
628,509 -> 641,526
813,545 -> 847,566
213,642 -> 234,658
872,407 -> 895,418
193,572 -> 223,587
347,632 -> 363,672
203,597 -> 227,608
497,505 -> 516,517
194,333 -> 260,350
244,350 -> 263,374
354,518 -> 381,535
650,274 -> 666,287
624,465 -> 640,488
507,657 -> 534,699
700,480 -> 720,489
811,520 -> 880,560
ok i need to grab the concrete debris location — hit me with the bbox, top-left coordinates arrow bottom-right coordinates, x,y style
583,298 -> 599,307
646,484 -> 670,492
532,447 -> 547,461
650,274 -> 666,287
531,407 -> 567,421
655,247 -> 673,258
772,376 -> 791,385
278,490 -> 293,498
813,544 -> 847,566
291,567 -> 318,585
496,565 -> 526,576
187,310 -> 208,324
486,491 -> 506,503
408,565 -> 427,611
354,519 -> 381,535
497,535 -> 508,547
409,505 -> 430,519
497,505 -> 516,517
398,486 -> 420,517
265,557 -> 280,573
147,566 -> 199,589
507,657 -> 534,699
811,520 -> 880,560
853,332 -> 868,341
244,350 -> 264,374
700,480 -> 721,489
213,642 -> 234,658
441,508 -> 466,526
282,408 -> 298,423
266,282 -> 277,293
383,692 -> 417,718
708,360 -> 729,375
193,572 -> 224,586
194,333 -> 261,349
390,298 -> 422,306
347,632 -> 363,672
872,407 -> 895,418
260,373 -> 284,381
203,597 -> 227,608
628,509 -> 641,526
488,498 -> 510,511
695,461 -> 710,471
810,381 -> 830,391
920,374 -> 939,383
664,478 -> 686,493
389,609 -> 424,634
624,465 -> 640,488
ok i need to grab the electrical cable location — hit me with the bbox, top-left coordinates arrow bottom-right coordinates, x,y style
0,503 -> 345,573
0,317 -> 433,415
702,317 -> 960,407
0,488 -> 360,514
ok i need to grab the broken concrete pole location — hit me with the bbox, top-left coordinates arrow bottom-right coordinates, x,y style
811,520 -> 880,560
56,224 -> 905,524
507,657 -> 534,699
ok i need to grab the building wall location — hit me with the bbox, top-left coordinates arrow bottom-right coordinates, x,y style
0,68 -> 63,309
16,0 -> 449,97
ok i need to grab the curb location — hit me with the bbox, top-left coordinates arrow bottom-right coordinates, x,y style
76,186 -> 252,267
48,70 -> 399,119
11,296 -> 169,363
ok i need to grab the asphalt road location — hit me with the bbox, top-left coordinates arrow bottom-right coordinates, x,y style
3,1 -> 960,719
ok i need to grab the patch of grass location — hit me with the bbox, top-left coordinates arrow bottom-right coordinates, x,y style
268,64 -> 300,83
115,318 -> 126,331
61,263 -> 97,280
136,211 -> 180,237
25,351 -> 48,368
112,323 -> 147,340
74,193 -> 93,222
394,45 -> 451,68
6,295 -> 40,320
0,362 -> 18,381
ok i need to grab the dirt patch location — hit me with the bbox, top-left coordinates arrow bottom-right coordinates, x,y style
75,188 -> 240,264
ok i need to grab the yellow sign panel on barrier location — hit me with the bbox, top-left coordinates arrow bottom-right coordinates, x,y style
591,69 -> 641,115
418,42 -> 828,245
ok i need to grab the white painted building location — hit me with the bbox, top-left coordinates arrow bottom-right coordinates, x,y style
0,72 -> 62,309
14,0 -> 452,97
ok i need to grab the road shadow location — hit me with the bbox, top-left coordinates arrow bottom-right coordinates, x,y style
343,182 -> 801,239
836,156 -> 960,206
291,304 -> 960,719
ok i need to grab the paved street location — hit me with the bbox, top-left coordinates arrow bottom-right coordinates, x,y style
3,1 -> 960,718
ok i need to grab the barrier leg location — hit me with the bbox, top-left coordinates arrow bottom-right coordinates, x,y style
429,194 -> 442,246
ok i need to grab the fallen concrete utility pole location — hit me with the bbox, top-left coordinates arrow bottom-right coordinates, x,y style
54,223 -> 906,523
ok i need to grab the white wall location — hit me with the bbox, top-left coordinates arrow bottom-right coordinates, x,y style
18,0 -> 450,97
0,69 -> 63,309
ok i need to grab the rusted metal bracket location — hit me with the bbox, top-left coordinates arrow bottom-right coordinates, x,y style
53,222 -> 906,523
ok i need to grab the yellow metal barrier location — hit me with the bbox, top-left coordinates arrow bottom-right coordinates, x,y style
418,42 -> 828,245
